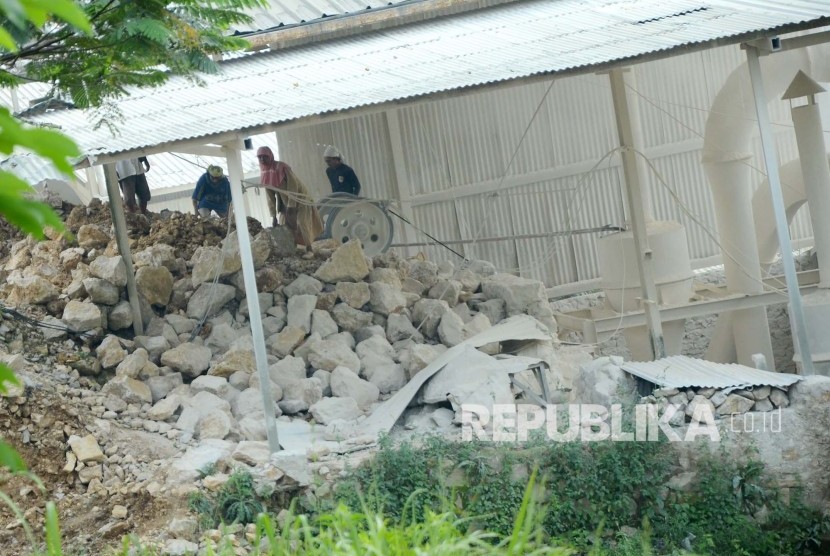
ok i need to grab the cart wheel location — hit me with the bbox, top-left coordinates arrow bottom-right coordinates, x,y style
327,199 -> 394,256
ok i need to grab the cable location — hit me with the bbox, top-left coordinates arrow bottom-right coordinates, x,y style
188,213 -> 235,341
387,208 -> 468,261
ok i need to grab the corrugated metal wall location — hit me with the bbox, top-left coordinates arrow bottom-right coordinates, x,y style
277,43 -> 816,286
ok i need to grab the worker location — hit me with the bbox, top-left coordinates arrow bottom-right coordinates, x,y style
192,165 -> 232,218
323,145 -> 361,196
115,156 -> 151,214
257,146 -> 324,253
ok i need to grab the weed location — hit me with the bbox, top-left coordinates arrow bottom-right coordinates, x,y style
188,470 -> 264,529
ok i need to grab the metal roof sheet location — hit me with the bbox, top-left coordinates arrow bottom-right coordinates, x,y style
239,0 -> 413,33
621,356 -> 803,390
27,0 -> 830,160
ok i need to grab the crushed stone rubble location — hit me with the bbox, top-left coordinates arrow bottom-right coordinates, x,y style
0,198 -> 576,550
0,195 -> 825,552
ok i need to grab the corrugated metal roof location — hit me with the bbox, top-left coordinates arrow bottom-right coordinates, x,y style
27,0 -> 830,160
0,152 -> 70,185
621,356 -> 803,390
238,0 -> 413,33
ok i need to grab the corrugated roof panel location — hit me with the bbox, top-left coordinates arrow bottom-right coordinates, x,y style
26,0 -> 830,159
239,0 -> 412,33
621,355 -> 803,389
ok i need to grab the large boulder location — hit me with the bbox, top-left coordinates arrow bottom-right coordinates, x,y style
186,283 -> 236,319
314,241 -> 370,283
135,266 -> 174,307
311,309 -> 338,339
265,326 -> 306,358
335,281 -> 370,309
406,260 -> 439,289
7,275 -> 58,305
308,339 -> 361,374
412,299 -> 449,339
437,310 -> 465,347
82,277 -> 120,305
160,343 -> 212,378
209,348 -> 255,378
331,304 -> 373,332
133,244 -> 177,271
96,335 -> 126,369
368,282 -> 407,316
310,397 -> 361,425
287,294 -> 317,333
116,348 -> 148,378
89,256 -> 127,287
77,224 -> 110,250
330,366 -> 379,410
190,246 -> 241,287
284,275 -> 323,297
428,279 -> 462,306
102,376 -> 152,404
481,274 -> 557,333
108,301 -> 133,331
62,300 -> 102,332
363,361 -> 406,394
571,356 -> 636,407
386,313 -> 424,343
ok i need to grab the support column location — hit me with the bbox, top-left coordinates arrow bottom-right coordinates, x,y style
608,68 -> 665,360
746,46 -> 814,375
223,141 -> 281,453
789,89 -> 830,287
385,109 -> 416,257
103,164 -> 144,336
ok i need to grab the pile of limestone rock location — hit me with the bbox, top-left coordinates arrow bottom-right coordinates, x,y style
0,207 -> 561,452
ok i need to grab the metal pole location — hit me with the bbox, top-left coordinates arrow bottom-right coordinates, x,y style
223,141 -> 281,453
103,163 -> 144,336
745,46 -> 814,375
608,68 -> 665,360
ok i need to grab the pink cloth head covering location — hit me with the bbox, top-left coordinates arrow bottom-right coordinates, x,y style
257,146 -> 288,189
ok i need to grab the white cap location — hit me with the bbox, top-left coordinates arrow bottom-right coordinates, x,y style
323,145 -> 341,159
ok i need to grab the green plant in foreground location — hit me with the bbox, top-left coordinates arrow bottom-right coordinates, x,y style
189,470 -> 265,529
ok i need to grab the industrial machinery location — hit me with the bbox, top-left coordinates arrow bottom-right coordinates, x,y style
317,192 -> 395,257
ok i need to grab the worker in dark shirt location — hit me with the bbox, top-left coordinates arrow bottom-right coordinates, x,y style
323,145 -> 361,197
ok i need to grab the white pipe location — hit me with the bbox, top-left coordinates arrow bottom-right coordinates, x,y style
752,159 -> 808,268
103,163 -> 144,336
702,48 -> 810,366
224,142 -> 281,454
746,46 -> 814,375
792,101 -> 830,288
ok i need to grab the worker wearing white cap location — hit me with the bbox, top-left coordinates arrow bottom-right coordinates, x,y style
192,165 -> 232,218
323,145 -> 361,196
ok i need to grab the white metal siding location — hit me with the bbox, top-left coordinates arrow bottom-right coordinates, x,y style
275,43 -> 817,286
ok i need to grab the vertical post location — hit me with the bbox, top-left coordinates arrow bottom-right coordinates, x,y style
791,100 -> 830,287
608,68 -> 665,360
745,46 -> 814,375
224,141 -> 281,453
385,109 -> 416,257
103,163 -> 144,336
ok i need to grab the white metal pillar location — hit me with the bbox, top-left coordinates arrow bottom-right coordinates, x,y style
787,76 -> 830,288
103,163 -> 144,336
745,46 -> 814,375
608,68 -> 665,359
223,140 -> 281,453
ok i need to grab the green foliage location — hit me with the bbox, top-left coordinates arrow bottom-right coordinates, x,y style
188,470 -> 265,529
333,436 -> 829,556
0,0 -> 268,110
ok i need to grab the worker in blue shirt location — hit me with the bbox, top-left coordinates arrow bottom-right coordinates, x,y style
192,165 -> 232,218
323,146 -> 361,197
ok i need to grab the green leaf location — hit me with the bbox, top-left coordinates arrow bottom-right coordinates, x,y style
0,440 -> 26,472
0,0 -> 28,30
0,171 -> 65,238
45,501 -> 62,556
25,0 -> 92,34
0,363 -> 20,394
0,26 -> 19,52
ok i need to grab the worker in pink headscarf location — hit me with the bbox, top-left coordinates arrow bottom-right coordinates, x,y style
257,146 -> 323,251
